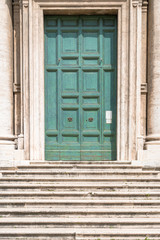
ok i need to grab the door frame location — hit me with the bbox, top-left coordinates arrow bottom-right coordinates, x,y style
21,0 -> 142,161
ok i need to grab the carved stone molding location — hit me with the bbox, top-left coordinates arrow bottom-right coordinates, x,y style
142,0 -> 148,6
141,83 -> 148,94
21,0 -> 29,8
132,0 -> 143,8
13,83 -> 20,93
12,0 -> 21,7
142,0 -> 148,12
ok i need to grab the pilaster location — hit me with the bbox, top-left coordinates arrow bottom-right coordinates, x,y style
13,0 -> 21,138
140,0 -> 148,144
128,0 -> 143,160
20,0 -> 30,159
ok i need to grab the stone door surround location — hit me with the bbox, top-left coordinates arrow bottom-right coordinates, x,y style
17,0 -> 146,161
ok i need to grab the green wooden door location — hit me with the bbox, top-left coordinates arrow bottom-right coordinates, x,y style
44,15 -> 117,161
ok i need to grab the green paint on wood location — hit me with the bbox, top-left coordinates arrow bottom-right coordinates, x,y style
44,15 -> 117,160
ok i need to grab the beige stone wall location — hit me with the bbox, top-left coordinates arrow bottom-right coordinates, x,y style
0,0 -> 16,162
0,0 -> 13,139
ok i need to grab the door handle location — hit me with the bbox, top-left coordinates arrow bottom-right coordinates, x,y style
68,117 -> 72,122
88,118 -> 93,122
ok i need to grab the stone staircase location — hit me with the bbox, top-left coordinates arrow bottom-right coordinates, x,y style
0,161 -> 160,239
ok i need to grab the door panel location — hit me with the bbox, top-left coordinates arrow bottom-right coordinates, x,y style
83,31 -> 99,53
45,15 -> 117,160
62,31 -> 78,53
83,70 -> 100,92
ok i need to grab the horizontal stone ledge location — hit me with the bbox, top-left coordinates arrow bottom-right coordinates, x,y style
0,135 -> 17,141
146,134 -> 160,141
39,1 -> 127,7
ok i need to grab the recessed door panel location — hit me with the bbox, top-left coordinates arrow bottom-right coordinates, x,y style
61,18 -> 79,27
83,110 -> 100,131
62,31 -> 78,53
45,15 -> 117,160
103,31 -> 115,66
82,17 -> 99,27
62,109 -> 79,130
83,31 -> 99,53
83,70 -> 100,92
62,70 -> 78,92
46,32 -> 57,65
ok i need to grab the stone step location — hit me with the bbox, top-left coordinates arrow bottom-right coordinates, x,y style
0,199 -> 160,207
1,207 -> 160,218
0,217 -> 160,228
0,167 -> 17,171
1,177 -> 160,183
0,162 -> 160,239
0,182 -> 160,191
0,191 -> 159,199
30,161 -> 132,165
17,164 -> 143,170
0,228 -> 160,240
1,237 -> 159,240
2,170 -> 159,177
77,237 -> 159,240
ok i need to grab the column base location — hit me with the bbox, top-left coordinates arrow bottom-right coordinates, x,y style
0,147 -> 28,166
145,141 -> 160,150
138,149 -> 160,167
0,136 -> 16,159
17,134 -> 24,150
145,134 -> 160,150
137,136 -> 160,166
0,135 -> 21,162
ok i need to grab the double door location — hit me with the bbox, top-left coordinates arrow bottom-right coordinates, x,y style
45,15 -> 117,160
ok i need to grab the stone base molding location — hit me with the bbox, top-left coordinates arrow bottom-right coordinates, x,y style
145,134 -> 160,150
138,150 -> 160,167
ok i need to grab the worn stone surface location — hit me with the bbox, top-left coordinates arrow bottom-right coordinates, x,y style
0,161 -> 160,239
